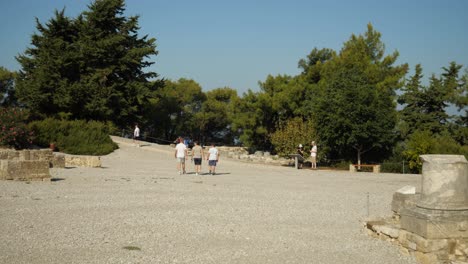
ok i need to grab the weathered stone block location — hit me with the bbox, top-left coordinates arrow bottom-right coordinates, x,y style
0,160 -> 50,181
65,155 -> 101,167
51,154 -> 66,168
29,149 -> 54,161
373,224 -> 400,238
404,232 -> 449,253
392,191 -> 419,215
401,207 -> 468,239
254,151 -> 264,157
418,155 -> 468,211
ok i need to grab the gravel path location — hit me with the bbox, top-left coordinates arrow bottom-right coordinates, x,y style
0,137 -> 419,264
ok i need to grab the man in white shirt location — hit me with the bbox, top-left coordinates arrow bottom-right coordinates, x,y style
133,124 -> 140,147
207,143 -> 220,175
174,137 -> 188,174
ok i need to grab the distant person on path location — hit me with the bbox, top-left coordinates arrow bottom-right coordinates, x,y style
133,124 -> 140,147
207,143 -> 219,175
175,138 -> 188,175
297,144 -> 304,169
310,141 -> 317,169
191,141 -> 204,176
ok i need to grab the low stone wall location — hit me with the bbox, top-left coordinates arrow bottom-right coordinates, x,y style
0,160 -> 50,181
0,149 -> 53,181
64,155 -> 101,168
0,148 -> 102,181
217,147 -> 291,166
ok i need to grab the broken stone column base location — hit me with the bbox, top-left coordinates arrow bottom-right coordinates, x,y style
366,218 -> 468,264
400,207 -> 468,239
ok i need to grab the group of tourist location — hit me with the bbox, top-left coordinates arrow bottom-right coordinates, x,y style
132,124 -> 220,175
174,137 -> 220,176
133,124 -> 318,173
297,141 -> 318,169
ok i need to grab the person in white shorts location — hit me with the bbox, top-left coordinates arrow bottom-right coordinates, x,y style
174,138 -> 188,174
310,141 -> 317,169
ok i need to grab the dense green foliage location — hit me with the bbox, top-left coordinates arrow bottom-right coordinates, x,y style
0,67 -> 16,107
1,0 -> 466,166
310,24 -> 408,164
28,118 -> 118,155
15,0 -> 161,127
0,107 -> 34,149
270,118 -> 316,157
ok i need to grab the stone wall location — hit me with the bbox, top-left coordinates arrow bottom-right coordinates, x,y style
0,149 -> 53,181
64,155 -> 101,168
0,149 -> 102,181
217,147 -> 291,166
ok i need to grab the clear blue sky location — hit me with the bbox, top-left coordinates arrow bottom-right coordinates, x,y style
1,0 -> 467,94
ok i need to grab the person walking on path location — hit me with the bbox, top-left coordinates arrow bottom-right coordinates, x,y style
207,143 -> 219,175
175,138 -> 188,175
133,124 -> 140,147
191,141 -> 204,175
310,141 -> 318,169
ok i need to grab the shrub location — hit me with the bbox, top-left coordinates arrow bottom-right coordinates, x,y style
381,142 -> 407,173
270,118 -> 317,157
330,160 -> 351,170
0,107 -> 34,149
403,130 -> 468,174
28,118 -> 118,155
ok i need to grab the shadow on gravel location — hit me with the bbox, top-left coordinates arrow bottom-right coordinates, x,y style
51,178 -> 65,182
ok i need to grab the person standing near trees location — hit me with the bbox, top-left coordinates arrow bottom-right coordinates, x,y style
207,143 -> 219,175
133,124 -> 140,147
175,138 -> 188,175
191,141 -> 204,176
310,141 -> 318,169
297,144 -> 304,169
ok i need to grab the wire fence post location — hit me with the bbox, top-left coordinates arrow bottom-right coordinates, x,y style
366,192 -> 370,217
402,160 -> 405,174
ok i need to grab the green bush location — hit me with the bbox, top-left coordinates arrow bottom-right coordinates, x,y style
270,118 -> 317,157
0,107 -> 34,149
330,160 -> 351,170
381,142 -> 406,173
380,161 -> 405,173
28,118 -> 118,155
403,130 -> 468,174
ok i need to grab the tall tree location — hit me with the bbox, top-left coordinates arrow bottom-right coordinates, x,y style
194,87 -> 238,144
15,0 -> 160,127
230,90 -> 272,150
312,24 -> 408,164
0,67 -> 17,106
398,64 -> 427,137
150,78 -> 205,141
399,62 -> 465,137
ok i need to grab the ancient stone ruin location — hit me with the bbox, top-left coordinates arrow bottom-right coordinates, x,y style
0,148 -> 102,181
0,149 -> 57,181
366,155 -> 468,264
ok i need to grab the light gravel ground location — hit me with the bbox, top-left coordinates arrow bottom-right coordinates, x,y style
0,137 -> 419,264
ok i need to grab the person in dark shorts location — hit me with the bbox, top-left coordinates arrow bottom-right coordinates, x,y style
191,141 -> 204,176
297,144 -> 304,169
207,143 -> 219,175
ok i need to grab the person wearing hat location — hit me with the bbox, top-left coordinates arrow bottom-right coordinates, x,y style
296,144 -> 305,169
